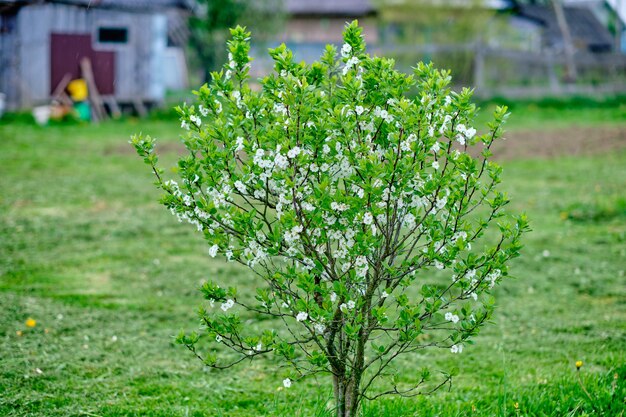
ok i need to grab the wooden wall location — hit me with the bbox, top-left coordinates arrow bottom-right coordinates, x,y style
0,13 -> 20,111
1,3 -> 167,108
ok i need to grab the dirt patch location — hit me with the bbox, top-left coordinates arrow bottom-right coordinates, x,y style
493,125 -> 626,160
105,141 -> 187,157
107,124 -> 626,160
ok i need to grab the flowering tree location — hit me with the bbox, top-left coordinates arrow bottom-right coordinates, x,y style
132,22 -> 527,417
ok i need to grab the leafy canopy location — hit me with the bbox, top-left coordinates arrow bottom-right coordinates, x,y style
133,21 -> 527,413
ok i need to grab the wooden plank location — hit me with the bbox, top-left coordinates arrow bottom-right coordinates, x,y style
133,98 -> 148,118
51,73 -> 73,106
102,95 -> 122,119
80,57 -> 107,122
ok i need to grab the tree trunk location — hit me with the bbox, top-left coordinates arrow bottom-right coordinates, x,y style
333,374 -> 359,417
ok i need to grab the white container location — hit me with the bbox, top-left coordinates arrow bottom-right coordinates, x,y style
32,105 -> 51,126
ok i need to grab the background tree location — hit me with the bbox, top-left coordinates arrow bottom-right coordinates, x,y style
188,0 -> 284,82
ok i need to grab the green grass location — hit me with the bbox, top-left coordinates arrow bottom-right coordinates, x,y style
1,109 -> 625,416
475,95 -> 626,130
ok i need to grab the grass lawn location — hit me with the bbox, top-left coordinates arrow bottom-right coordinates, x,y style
1,103 -> 625,416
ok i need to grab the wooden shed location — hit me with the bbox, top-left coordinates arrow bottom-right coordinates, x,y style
0,0 -> 194,111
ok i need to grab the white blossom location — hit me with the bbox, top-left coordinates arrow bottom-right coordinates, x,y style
456,124 -> 476,145
445,312 -> 459,323
351,184 -> 365,199
341,43 -> 352,57
209,244 -> 219,258
301,201 -> 315,211
283,225 -> 303,246
487,269 -> 501,288
232,90 -> 242,108
283,378 -> 292,388
234,136 -> 244,152
330,202 -> 349,212
221,299 -> 234,311
273,102 -> 287,116
314,322 -> 326,334
466,269 -> 477,280
355,256 -> 368,278
274,153 -> 289,170
450,344 -> 463,354
342,56 -> 360,75
287,146 -> 301,159
296,311 -> 308,322
234,180 -> 246,194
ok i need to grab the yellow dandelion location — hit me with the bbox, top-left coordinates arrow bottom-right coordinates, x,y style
514,402 -> 519,409
25,318 -> 37,328
576,360 -> 583,370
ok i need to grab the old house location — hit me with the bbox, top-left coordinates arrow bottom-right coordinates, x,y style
249,0 -> 376,76
514,3 -> 615,53
282,0 -> 377,61
0,0 -> 194,111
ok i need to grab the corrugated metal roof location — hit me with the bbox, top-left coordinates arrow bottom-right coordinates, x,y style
284,0 -> 513,16
0,0 -> 194,10
518,4 -> 614,52
285,0 -> 374,16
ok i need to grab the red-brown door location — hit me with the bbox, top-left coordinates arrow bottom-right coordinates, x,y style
50,33 -> 115,95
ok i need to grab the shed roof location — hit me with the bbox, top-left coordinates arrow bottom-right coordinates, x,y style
284,0 -> 515,17
0,0 -> 195,11
285,0 -> 375,16
517,4 -> 614,52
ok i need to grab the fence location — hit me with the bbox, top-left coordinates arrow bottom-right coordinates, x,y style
378,43 -> 626,99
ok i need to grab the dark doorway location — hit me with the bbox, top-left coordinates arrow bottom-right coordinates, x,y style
50,33 -> 116,95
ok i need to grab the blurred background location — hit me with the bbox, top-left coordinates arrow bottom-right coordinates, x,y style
1,0 -> 626,118
1,1 -> 625,416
